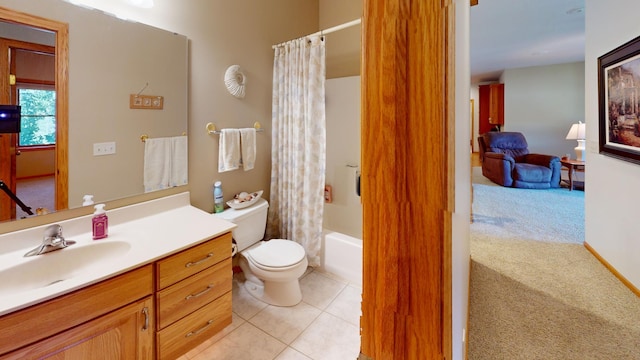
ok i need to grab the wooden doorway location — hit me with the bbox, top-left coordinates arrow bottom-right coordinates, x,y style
0,7 -> 68,221
359,1 -> 455,359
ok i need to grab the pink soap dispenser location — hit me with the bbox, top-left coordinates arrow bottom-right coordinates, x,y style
92,203 -> 108,240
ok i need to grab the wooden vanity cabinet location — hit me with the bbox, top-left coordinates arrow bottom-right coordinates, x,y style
4,296 -> 155,359
0,265 -> 155,359
0,232 -> 233,360
155,232 -> 233,360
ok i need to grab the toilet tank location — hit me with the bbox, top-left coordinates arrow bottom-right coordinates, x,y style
215,198 -> 269,251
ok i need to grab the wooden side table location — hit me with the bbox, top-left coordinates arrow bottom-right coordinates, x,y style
560,159 -> 585,191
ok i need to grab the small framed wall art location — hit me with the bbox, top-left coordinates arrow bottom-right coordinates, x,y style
129,94 -> 164,110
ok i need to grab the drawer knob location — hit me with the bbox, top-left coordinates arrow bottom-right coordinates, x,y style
185,253 -> 214,268
185,319 -> 215,338
185,284 -> 214,300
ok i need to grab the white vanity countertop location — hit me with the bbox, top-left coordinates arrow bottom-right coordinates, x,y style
0,192 -> 236,316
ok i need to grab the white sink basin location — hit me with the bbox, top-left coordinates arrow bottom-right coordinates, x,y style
0,241 -> 131,296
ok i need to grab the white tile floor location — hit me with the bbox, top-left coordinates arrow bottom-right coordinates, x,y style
178,269 -> 362,360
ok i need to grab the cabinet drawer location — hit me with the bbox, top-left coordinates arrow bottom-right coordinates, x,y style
157,291 -> 232,360
157,257 -> 232,329
156,232 -> 231,289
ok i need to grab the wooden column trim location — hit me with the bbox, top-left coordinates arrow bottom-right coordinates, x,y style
360,0 -> 454,358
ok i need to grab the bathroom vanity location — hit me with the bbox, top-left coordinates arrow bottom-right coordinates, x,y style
0,192 -> 235,359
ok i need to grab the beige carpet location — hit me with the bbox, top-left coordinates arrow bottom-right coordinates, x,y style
469,168 -> 640,359
16,176 -> 54,219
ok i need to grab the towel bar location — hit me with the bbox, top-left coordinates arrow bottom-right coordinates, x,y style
140,132 -> 186,142
206,121 -> 263,135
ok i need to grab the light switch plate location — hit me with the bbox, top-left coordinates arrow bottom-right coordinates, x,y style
93,142 -> 116,156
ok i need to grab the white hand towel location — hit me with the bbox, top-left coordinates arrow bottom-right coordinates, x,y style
240,127 -> 256,171
144,137 -> 172,193
170,135 -> 188,187
218,129 -> 241,172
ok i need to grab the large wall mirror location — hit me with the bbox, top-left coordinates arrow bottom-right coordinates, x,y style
0,0 -> 188,225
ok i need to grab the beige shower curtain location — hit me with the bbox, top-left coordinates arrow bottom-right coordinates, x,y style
267,36 -> 326,267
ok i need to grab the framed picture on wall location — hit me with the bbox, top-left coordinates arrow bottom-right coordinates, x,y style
598,34 -> 640,164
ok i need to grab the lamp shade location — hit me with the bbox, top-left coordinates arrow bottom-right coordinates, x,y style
566,122 -> 586,140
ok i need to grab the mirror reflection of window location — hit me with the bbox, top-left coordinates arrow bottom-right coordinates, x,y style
17,87 -> 56,147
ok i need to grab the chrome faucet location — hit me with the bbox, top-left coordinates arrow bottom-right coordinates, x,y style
24,224 -> 76,257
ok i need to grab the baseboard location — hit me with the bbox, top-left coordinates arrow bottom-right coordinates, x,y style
584,242 -> 640,298
16,174 -> 55,181
466,256 -> 471,360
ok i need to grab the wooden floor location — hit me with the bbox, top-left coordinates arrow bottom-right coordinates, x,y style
472,152 -> 481,167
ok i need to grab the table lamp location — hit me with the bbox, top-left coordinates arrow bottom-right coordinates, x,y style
565,121 -> 586,161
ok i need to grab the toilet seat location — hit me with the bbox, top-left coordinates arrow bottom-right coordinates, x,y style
245,240 -> 306,271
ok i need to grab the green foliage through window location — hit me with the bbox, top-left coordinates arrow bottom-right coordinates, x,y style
18,88 -> 56,146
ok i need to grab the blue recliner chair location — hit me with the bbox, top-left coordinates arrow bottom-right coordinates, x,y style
480,132 -> 561,189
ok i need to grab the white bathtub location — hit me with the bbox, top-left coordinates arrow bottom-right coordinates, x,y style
322,230 -> 362,286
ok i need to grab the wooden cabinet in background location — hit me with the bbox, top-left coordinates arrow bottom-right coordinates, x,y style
479,83 -> 504,134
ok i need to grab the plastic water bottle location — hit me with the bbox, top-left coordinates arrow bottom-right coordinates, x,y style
213,181 -> 224,213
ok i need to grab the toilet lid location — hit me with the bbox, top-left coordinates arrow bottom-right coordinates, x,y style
247,239 -> 306,268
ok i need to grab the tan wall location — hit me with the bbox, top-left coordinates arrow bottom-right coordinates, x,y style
586,0 -> 640,289
0,0 -> 189,208
502,62 -> 586,157
16,148 -> 54,178
93,0 -> 320,214
319,0 -> 361,79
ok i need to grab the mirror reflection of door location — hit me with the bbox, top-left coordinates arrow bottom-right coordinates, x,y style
0,36 -> 56,221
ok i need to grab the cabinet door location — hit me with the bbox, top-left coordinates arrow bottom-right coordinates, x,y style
0,265 -> 153,356
2,297 -> 155,360
478,84 -> 492,134
488,83 -> 504,125
478,83 -> 504,133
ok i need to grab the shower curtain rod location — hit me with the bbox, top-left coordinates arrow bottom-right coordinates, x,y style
272,18 -> 361,49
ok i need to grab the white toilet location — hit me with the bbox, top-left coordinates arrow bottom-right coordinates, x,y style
215,198 -> 308,306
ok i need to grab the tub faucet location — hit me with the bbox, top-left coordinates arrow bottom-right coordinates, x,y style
24,224 -> 76,257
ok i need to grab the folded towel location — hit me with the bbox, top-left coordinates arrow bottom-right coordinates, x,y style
240,128 -> 256,171
170,135 -> 188,187
144,137 -> 172,193
218,129 -> 241,172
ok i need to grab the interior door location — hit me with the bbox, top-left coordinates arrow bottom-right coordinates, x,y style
0,38 -> 16,221
0,38 -> 56,221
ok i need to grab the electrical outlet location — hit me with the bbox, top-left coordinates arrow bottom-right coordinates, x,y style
93,142 -> 116,156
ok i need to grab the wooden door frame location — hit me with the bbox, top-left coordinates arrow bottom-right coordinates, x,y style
0,38 -> 56,220
0,6 -> 68,218
359,1 -> 454,358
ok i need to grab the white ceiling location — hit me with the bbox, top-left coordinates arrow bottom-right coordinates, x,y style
470,0 -> 585,84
